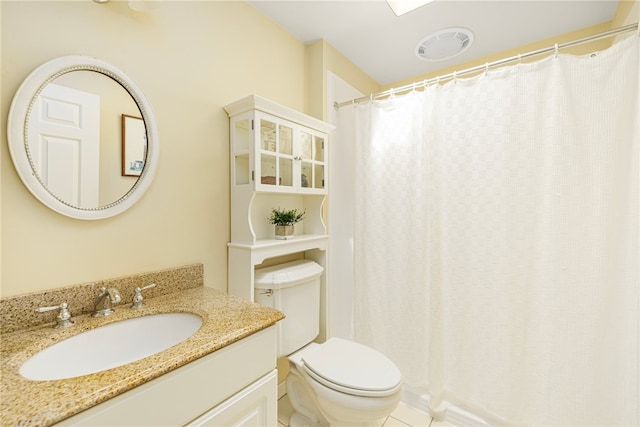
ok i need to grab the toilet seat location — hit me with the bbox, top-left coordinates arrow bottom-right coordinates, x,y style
299,338 -> 402,398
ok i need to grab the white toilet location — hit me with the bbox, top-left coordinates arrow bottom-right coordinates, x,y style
255,260 -> 403,427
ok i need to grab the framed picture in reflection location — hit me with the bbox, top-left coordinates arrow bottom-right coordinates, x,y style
121,114 -> 146,177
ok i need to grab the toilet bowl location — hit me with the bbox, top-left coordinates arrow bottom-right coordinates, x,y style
254,260 -> 403,426
286,338 -> 403,427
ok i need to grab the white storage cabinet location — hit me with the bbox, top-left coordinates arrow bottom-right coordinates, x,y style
224,95 -> 333,305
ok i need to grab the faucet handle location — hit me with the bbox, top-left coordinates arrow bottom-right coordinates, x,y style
37,302 -> 74,329
131,283 -> 157,309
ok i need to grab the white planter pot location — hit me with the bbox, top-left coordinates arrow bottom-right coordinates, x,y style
275,225 -> 295,240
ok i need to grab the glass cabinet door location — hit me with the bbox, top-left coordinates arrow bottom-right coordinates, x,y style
300,132 -> 312,188
313,135 -> 325,190
258,118 -> 294,190
259,120 -> 277,186
299,131 -> 325,191
255,114 -> 327,193
278,124 -> 293,188
232,117 -> 251,186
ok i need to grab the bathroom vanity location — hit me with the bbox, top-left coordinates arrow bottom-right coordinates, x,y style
3,54 -> 286,426
59,326 -> 278,426
0,267 -> 284,427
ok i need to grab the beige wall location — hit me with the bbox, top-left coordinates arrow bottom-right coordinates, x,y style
0,0 -> 307,297
613,0 -> 640,28
306,39 -> 380,121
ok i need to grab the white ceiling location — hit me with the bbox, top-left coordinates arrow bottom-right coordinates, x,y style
248,0 -> 619,85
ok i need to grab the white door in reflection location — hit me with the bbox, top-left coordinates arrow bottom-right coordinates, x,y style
28,83 -> 100,208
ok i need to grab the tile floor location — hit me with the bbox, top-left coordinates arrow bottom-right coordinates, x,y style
278,394 -> 454,427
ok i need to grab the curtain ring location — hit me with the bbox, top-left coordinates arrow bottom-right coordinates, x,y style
484,62 -> 489,76
554,43 -> 559,59
517,53 -> 522,64
453,71 -> 457,83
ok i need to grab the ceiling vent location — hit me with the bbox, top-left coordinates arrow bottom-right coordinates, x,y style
415,27 -> 474,61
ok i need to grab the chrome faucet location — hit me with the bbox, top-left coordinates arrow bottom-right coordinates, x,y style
92,287 -> 122,317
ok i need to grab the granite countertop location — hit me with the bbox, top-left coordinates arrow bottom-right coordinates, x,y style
0,287 -> 284,427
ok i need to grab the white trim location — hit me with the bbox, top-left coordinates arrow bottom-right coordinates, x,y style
224,94 -> 334,134
402,388 -> 493,427
278,380 -> 287,399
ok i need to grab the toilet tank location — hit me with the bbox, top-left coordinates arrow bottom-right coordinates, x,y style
255,259 -> 324,357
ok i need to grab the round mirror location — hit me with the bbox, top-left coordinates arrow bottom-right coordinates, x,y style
7,56 -> 159,220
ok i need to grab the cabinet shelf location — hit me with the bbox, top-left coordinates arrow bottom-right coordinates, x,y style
227,235 -> 328,301
228,234 -> 328,262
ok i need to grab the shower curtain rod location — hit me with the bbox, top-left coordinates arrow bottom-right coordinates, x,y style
334,22 -> 639,109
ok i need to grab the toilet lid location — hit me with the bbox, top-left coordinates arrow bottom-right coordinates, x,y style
301,338 -> 402,397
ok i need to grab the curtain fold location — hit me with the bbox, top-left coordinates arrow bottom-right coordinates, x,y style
353,35 -> 639,426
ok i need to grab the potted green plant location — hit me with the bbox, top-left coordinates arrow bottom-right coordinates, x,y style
268,207 -> 305,240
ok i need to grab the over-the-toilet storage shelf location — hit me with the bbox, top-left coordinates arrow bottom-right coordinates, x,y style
224,95 -> 334,302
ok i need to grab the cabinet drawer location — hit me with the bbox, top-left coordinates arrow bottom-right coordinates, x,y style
58,326 -> 276,426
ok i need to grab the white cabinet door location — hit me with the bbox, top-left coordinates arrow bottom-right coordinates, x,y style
297,127 -> 326,192
254,112 -> 327,195
186,370 -> 277,427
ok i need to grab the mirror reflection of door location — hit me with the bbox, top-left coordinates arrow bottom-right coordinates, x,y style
25,71 -> 145,209
27,83 -> 100,208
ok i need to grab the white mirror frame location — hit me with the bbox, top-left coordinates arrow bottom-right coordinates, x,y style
7,55 -> 159,220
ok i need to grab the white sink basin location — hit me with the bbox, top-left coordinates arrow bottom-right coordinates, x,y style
20,313 -> 203,381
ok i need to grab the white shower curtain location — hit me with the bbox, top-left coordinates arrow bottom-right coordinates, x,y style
353,35 -> 639,426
